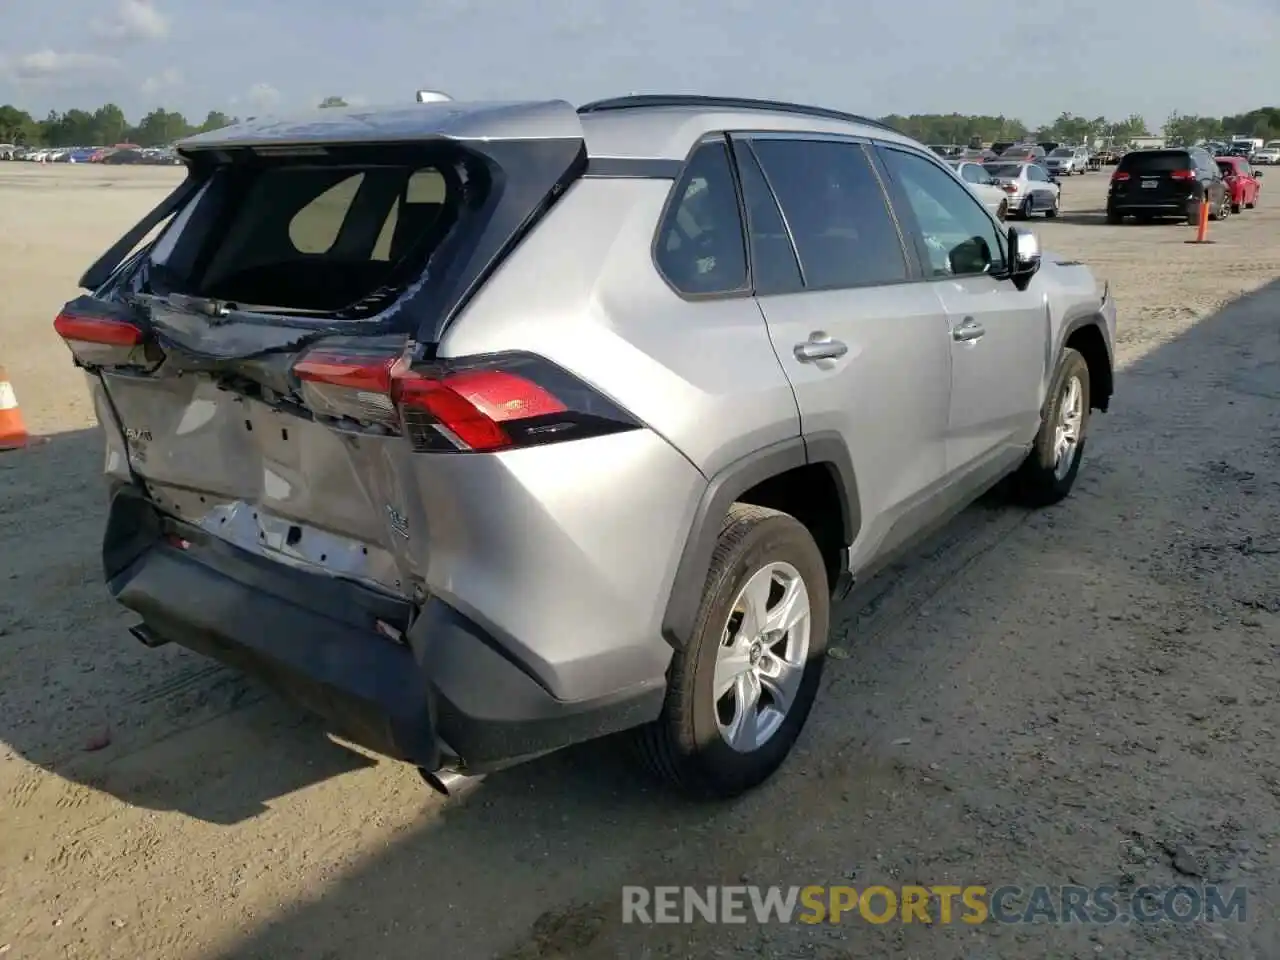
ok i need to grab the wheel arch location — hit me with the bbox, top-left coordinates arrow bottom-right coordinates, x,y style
660,433 -> 860,650
1059,315 -> 1114,412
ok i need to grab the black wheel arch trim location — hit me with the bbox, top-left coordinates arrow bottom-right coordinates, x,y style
660,433 -> 861,650
1058,312 -> 1114,408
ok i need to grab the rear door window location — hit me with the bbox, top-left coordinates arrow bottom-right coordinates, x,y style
730,140 -> 804,296
654,140 -> 749,296
747,137 -> 909,290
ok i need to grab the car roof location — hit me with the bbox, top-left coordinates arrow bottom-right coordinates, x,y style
177,95 -> 927,161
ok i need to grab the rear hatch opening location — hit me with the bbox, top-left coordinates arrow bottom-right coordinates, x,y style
58,102 -> 601,598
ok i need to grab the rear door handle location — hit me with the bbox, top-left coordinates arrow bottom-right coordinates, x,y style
952,318 -> 985,342
794,333 -> 848,363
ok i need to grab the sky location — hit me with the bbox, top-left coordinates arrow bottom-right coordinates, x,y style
1,0 -> 1277,128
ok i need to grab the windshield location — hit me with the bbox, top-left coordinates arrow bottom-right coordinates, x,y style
1049,148 -> 1073,157
983,163 -> 1022,178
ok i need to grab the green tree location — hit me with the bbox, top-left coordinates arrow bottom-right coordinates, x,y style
93,103 -> 128,144
197,110 -> 234,133
1105,114 -> 1149,144
0,104 -> 39,144
1163,112 -> 1223,146
129,108 -> 192,146
318,96 -> 348,108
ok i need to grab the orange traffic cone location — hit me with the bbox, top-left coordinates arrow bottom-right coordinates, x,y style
0,366 -> 32,451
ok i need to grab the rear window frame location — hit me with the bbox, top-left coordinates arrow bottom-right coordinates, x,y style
1117,149 -> 1192,173
147,147 -> 473,318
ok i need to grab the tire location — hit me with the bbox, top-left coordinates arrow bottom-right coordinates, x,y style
1105,209 -> 1123,224
997,199 -> 1008,222
1232,199 -> 1243,213
634,504 -> 830,798
1021,196 -> 1035,219
1246,192 -> 1257,209
1012,348 -> 1091,508
1209,192 -> 1227,221
1045,193 -> 1060,218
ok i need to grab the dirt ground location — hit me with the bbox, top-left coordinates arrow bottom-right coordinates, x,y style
2,161 -> 1279,960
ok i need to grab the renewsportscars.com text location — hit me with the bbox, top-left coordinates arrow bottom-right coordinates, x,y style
622,884 -> 1247,925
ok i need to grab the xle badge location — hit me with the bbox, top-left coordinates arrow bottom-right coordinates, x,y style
386,505 -> 410,539
124,427 -> 152,442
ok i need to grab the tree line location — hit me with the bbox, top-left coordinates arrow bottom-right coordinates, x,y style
882,108 -> 1280,147
2,98 -> 1278,149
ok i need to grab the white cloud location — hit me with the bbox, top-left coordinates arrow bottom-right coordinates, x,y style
140,67 -> 182,97
0,50 -> 120,85
92,0 -> 170,41
247,82 -> 283,113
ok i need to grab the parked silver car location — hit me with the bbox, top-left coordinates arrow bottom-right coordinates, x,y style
55,95 -> 1116,798
1044,146 -> 1088,177
983,161 -> 1062,218
949,160 -> 1010,219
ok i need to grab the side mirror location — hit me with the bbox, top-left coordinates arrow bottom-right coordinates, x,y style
1255,170 -> 1264,178
1007,226 -> 1040,291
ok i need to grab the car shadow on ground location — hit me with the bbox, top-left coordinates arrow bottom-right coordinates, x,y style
0,429 -> 377,824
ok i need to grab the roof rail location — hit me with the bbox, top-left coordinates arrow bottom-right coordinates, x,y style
576,94 -> 898,133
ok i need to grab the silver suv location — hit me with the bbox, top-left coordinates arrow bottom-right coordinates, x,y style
56,95 -> 1116,798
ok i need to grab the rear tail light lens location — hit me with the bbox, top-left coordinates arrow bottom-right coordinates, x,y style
1169,170 -> 1195,181
1001,182 -> 1018,193
53,308 -> 159,370
54,311 -> 144,346
293,349 -> 640,453
1111,171 -> 1130,182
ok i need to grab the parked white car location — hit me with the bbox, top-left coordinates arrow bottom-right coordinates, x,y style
1253,146 -> 1280,165
981,161 -> 1062,219
948,160 -> 1010,219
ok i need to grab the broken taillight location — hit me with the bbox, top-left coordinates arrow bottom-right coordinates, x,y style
53,309 -> 159,370
292,348 -> 640,453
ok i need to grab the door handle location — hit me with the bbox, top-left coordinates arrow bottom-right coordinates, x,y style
794,333 -> 848,363
952,318 -> 985,342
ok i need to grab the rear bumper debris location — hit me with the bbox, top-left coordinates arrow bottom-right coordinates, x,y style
103,485 -> 665,774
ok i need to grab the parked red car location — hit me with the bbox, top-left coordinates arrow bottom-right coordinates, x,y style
1216,156 -> 1262,212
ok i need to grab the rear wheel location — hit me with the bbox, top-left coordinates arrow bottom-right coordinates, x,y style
1105,208 -> 1123,224
1246,190 -> 1257,209
635,504 -> 830,798
997,199 -> 1009,222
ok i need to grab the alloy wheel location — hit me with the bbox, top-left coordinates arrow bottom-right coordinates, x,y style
714,562 -> 812,753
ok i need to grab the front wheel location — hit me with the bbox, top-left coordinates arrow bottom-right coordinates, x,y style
1012,348 -> 1091,507
996,199 -> 1009,222
1021,196 -> 1035,219
635,504 -> 830,798
1045,193 -> 1060,218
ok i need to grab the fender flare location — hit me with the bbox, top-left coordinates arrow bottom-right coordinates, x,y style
1056,312 -> 1114,408
660,432 -> 861,650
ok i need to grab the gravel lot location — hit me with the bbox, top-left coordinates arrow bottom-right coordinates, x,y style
2,162 -> 1279,960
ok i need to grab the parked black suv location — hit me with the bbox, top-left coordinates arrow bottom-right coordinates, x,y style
1106,147 -> 1230,224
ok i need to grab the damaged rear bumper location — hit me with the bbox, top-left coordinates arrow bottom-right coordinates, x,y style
103,486 -> 665,774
